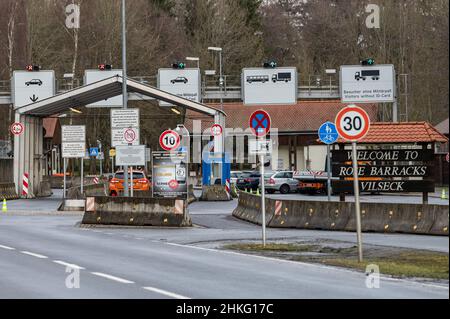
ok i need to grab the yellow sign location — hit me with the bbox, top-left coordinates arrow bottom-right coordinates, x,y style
109,149 -> 116,157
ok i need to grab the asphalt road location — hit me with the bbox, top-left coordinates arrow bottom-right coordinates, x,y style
0,191 -> 448,299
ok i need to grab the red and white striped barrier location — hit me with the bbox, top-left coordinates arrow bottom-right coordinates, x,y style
225,179 -> 231,199
22,173 -> 29,197
86,197 -> 95,212
274,200 -> 282,216
174,200 -> 184,215
93,176 -> 99,184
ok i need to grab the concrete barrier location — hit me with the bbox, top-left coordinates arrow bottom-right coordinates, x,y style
67,183 -> 107,199
37,180 -> 53,197
201,185 -> 231,201
0,182 -> 19,200
232,192 -> 448,235
81,196 -> 192,227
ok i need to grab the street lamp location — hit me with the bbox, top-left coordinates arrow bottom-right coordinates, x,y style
186,57 -> 200,68
207,47 -> 223,110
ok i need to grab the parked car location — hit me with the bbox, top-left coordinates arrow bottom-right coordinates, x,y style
109,169 -> 150,196
263,171 -> 299,194
230,170 -> 252,185
236,172 -> 261,191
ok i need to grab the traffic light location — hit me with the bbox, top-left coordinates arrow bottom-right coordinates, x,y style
263,60 -> 277,68
26,65 -> 40,71
98,64 -> 112,70
172,62 -> 185,69
361,58 -> 375,66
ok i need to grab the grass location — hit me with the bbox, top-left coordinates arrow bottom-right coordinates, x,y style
319,252 -> 449,280
223,242 -> 449,280
223,242 -> 319,252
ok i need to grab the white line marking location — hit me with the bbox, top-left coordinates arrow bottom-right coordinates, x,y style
142,286 -> 190,299
20,251 -> 48,259
165,242 -> 449,290
0,244 -> 15,250
134,237 -> 144,240
91,272 -> 134,284
53,260 -> 85,270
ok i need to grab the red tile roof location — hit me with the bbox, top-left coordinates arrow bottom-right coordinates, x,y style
336,122 -> 448,144
184,101 -> 378,133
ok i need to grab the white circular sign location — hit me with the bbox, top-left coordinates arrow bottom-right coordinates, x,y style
335,105 -> 370,141
124,128 -> 137,143
10,122 -> 24,135
211,124 -> 223,136
159,130 -> 180,151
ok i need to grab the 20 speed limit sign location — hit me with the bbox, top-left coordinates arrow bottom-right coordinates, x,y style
159,130 -> 180,151
335,105 -> 370,141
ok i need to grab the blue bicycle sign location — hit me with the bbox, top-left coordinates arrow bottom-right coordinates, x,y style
318,121 -> 339,144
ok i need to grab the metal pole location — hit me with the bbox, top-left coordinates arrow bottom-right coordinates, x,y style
121,0 -> 129,197
351,142 -> 363,262
393,99 -> 398,123
260,153 -> 266,247
80,157 -> 84,195
99,143 -> 103,176
327,144 -> 331,201
63,158 -> 66,199
218,50 -> 223,183
130,166 -> 134,197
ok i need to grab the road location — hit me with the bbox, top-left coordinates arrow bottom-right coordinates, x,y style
0,190 -> 448,299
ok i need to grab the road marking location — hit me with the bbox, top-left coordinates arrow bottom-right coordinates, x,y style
20,251 -> 48,259
0,244 -> 15,250
53,260 -> 85,270
91,272 -> 134,284
142,286 -> 190,299
134,237 -> 144,240
165,243 -> 449,290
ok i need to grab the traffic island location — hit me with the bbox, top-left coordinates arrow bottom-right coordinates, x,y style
81,196 -> 192,227
222,241 -> 449,281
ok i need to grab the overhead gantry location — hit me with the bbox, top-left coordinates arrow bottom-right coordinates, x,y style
13,75 -> 226,197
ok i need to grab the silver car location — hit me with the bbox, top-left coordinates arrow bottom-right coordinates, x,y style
263,171 -> 299,194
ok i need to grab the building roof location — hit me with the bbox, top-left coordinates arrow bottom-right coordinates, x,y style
43,118 -> 58,138
184,101 -> 378,133
435,118 -> 449,135
336,122 -> 448,144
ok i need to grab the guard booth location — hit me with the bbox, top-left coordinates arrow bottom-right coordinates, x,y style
202,152 -> 231,185
12,75 -> 226,198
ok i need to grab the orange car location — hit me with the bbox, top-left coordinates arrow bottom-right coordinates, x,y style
109,169 -> 150,196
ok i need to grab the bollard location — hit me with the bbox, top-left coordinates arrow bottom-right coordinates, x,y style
2,198 -> 7,212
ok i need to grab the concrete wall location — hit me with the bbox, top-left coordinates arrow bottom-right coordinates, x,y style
0,158 -> 13,183
233,192 -> 449,236
305,145 -> 327,171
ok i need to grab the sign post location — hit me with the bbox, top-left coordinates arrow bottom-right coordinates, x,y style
61,125 -> 86,199
249,110 -> 271,247
111,108 -> 140,197
335,105 -> 370,262
318,121 -> 339,201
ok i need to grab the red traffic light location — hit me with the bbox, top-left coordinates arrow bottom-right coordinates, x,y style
98,64 -> 112,70
26,65 -> 40,71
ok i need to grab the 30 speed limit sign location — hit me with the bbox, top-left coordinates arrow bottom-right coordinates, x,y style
159,130 -> 180,151
335,105 -> 370,141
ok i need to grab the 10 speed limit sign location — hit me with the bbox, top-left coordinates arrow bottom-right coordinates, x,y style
159,130 -> 180,151
335,105 -> 370,141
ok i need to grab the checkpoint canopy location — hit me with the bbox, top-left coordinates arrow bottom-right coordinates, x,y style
13,75 -> 226,197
